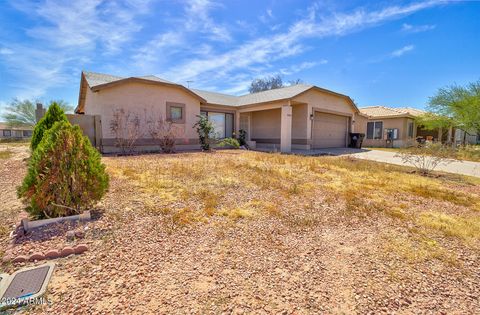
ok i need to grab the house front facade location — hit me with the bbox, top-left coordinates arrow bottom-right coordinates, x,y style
356,106 -> 421,148
75,71 -> 361,153
0,123 -> 33,140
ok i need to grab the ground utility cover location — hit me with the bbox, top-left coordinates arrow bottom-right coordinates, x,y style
0,263 -> 55,309
1,266 -> 49,299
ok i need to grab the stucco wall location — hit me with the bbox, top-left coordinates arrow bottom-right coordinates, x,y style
361,117 -> 417,148
251,108 -> 281,141
292,103 -> 308,139
83,82 -> 201,140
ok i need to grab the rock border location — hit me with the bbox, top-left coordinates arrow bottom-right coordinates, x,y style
3,244 -> 89,264
2,211 -> 90,265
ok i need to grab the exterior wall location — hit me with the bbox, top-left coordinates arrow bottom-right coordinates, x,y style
250,108 -> 281,142
0,128 -> 33,140
83,82 -> 202,151
67,114 -> 102,148
455,129 -> 479,145
361,117 -> 417,148
293,89 -> 356,148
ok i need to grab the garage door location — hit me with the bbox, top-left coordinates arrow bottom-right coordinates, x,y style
312,112 -> 348,148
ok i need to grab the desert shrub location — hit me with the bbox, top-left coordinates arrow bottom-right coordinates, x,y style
193,115 -> 215,151
31,102 -> 68,151
18,121 -> 109,218
148,115 -> 184,153
396,142 -> 455,175
110,108 -> 142,154
218,137 -> 240,149
456,145 -> 480,162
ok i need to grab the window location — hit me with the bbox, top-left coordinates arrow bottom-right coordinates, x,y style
2,130 -> 11,137
386,128 -> 399,140
408,121 -> 414,138
13,130 -> 22,137
170,107 -> 183,120
366,121 -> 383,139
23,130 -> 33,137
201,111 -> 234,139
166,102 -> 185,123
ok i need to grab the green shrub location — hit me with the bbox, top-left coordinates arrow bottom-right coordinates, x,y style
193,115 -> 215,151
31,102 -> 68,151
218,137 -> 240,149
18,121 -> 109,218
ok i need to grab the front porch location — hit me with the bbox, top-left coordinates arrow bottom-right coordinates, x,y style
237,101 -> 309,153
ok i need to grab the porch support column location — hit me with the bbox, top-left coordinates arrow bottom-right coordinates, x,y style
280,104 -> 292,153
235,111 -> 240,138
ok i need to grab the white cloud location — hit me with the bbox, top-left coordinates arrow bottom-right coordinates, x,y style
25,0 -> 151,54
279,60 -> 326,75
391,45 -> 415,57
1,0 -> 153,100
161,1 -> 441,84
184,0 -> 231,42
0,48 -> 14,55
401,23 -> 436,33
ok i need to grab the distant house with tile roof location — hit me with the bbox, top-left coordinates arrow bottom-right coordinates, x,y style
355,106 -> 427,148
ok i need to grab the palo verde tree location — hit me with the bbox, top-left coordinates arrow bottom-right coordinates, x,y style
421,80 -> 480,140
30,102 -> 69,151
18,121 -> 109,218
1,99 -> 74,128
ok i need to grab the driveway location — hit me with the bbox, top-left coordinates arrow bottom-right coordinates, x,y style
349,149 -> 480,178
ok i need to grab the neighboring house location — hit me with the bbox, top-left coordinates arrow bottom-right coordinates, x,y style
75,71 -> 361,153
356,106 -> 425,148
0,123 -> 33,140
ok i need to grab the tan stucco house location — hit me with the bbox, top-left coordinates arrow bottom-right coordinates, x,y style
75,71 -> 361,153
357,106 -> 426,148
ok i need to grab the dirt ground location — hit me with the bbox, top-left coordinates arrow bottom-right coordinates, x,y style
1,144 -> 479,314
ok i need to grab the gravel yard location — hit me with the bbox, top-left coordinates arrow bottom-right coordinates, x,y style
1,144 -> 479,314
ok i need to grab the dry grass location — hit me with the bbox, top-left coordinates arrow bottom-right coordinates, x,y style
2,147 -> 480,313
0,149 -> 13,159
105,151 -> 480,257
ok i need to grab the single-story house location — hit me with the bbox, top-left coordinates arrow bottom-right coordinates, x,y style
357,106 -> 479,147
75,71 -> 361,153
0,123 -> 33,140
356,106 -> 423,148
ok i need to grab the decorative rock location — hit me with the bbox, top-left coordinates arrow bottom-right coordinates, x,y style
61,246 -> 75,257
74,244 -> 89,254
29,252 -> 46,262
66,231 -> 75,241
74,230 -> 85,239
45,249 -> 61,259
15,226 -> 25,237
2,254 -> 13,263
13,255 -> 28,263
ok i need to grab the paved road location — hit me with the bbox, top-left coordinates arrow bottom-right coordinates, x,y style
350,149 -> 480,178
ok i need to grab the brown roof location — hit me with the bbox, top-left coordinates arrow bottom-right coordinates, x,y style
359,106 -> 426,118
77,71 -> 358,113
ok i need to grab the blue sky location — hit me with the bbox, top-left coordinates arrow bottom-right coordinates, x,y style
0,0 -> 479,112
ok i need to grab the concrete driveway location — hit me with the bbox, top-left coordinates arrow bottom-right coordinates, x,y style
349,149 -> 480,178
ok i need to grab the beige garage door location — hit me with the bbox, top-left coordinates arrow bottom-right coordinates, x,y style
313,112 -> 348,148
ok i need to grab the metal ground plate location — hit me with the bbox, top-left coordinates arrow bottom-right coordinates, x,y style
0,263 -> 55,309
